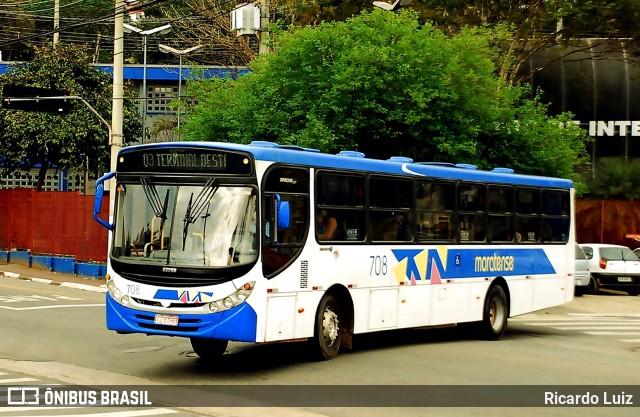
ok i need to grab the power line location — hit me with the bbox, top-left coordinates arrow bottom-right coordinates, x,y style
0,0 -> 174,49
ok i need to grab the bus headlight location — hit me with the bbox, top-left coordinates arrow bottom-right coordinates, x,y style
107,279 -> 124,303
206,281 -> 255,314
121,295 -> 130,306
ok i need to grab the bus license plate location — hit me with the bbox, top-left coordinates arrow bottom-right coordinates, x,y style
154,314 -> 179,326
618,277 -> 633,282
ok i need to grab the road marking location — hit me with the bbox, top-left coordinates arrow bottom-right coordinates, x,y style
0,283 -> 67,294
512,316 -> 640,321
518,321 -> 639,326
0,377 -> 38,384
0,294 -> 84,302
0,408 -> 178,416
0,407 -> 80,413
512,314 -> 640,342
0,304 -> 103,311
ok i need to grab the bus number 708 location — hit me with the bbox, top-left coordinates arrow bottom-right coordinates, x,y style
370,255 -> 388,276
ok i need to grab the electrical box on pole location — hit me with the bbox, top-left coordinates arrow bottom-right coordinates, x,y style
230,4 -> 261,36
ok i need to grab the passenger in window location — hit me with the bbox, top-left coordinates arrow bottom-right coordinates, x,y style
395,213 -> 412,241
316,210 -> 337,240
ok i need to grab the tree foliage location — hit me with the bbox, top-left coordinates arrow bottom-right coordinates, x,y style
587,158 -> 640,200
182,9 -> 587,180
0,43 -> 141,190
155,1 -> 640,83
412,0 -> 640,83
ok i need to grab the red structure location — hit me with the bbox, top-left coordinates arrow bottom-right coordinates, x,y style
0,189 -> 108,262
575,200 -> 640,248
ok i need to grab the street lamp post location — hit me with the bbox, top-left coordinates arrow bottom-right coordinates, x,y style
158,44 -> 203,139
123,23 -> 171,143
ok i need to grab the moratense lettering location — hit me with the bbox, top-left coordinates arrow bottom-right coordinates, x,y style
142,152 -> 227,169
474,253 -> 515,273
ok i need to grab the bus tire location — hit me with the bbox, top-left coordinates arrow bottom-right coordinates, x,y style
478,285 -> 508,340
311,294 -> 342,360
190,337 -> 228,361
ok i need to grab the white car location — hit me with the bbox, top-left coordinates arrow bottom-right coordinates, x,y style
574,244 -> 591,296
579,244 -> 640,296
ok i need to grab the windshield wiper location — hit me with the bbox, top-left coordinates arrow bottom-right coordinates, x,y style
141,178 -> 169,220
141,178 -> 170,251
182,179 -> 217,251
229,195 -> 256,264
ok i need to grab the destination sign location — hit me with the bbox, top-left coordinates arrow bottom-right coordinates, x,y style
117,148 -> 253,175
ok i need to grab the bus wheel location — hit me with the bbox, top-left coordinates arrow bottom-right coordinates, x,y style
479,285 -> 508,340
190,338 -> 228,361
311,294 -> 342,360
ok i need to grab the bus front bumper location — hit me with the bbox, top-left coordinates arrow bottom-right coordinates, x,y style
106,293 -> 257,342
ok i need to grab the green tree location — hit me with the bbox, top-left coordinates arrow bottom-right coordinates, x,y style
587,158 -> 640,200
0,43 -> 141,190
410,0 -> 640,83
182,9 -> 587,179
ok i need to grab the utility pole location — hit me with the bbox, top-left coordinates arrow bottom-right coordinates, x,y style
53,0 -> 60,45
111,1 -> 125,216
258,0 -> 270,55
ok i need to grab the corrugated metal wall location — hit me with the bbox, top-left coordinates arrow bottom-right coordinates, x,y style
0,189 -> 108,262
575,199 -> 640,249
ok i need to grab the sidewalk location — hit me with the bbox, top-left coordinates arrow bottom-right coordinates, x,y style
0,263 -> 106,292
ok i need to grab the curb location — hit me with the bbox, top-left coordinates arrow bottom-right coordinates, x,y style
1,271 -> 107,293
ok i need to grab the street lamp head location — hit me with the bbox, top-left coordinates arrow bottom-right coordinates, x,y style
122,23 -> 143,34
158,44 -> 178,55
145,24 -> 172,36
123,23 -> 172,36
372,0 -> 411,11
158,44 -> 203,56
181,45 -> 204,54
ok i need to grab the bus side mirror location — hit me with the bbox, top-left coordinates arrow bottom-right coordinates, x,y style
277,201 -> 290,229
93,171 -> 115,231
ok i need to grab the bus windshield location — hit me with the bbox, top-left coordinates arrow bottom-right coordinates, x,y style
112,180 -> 258,267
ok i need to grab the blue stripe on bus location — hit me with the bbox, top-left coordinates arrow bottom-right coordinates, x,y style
106,294 -> 257,342
119,142 -> 574,189
391,248 -> 557,283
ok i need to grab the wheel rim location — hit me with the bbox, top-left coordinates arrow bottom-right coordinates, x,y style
489,298 -> 505,331
322,307 -> 340,348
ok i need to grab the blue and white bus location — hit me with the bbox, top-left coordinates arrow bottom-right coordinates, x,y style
93,141 -> 574,360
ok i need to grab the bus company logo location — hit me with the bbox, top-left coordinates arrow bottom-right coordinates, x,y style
391,248 -> 555,283
391,247 -> 447,285
474,253 -> 515,273
153,289 -> 214,303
